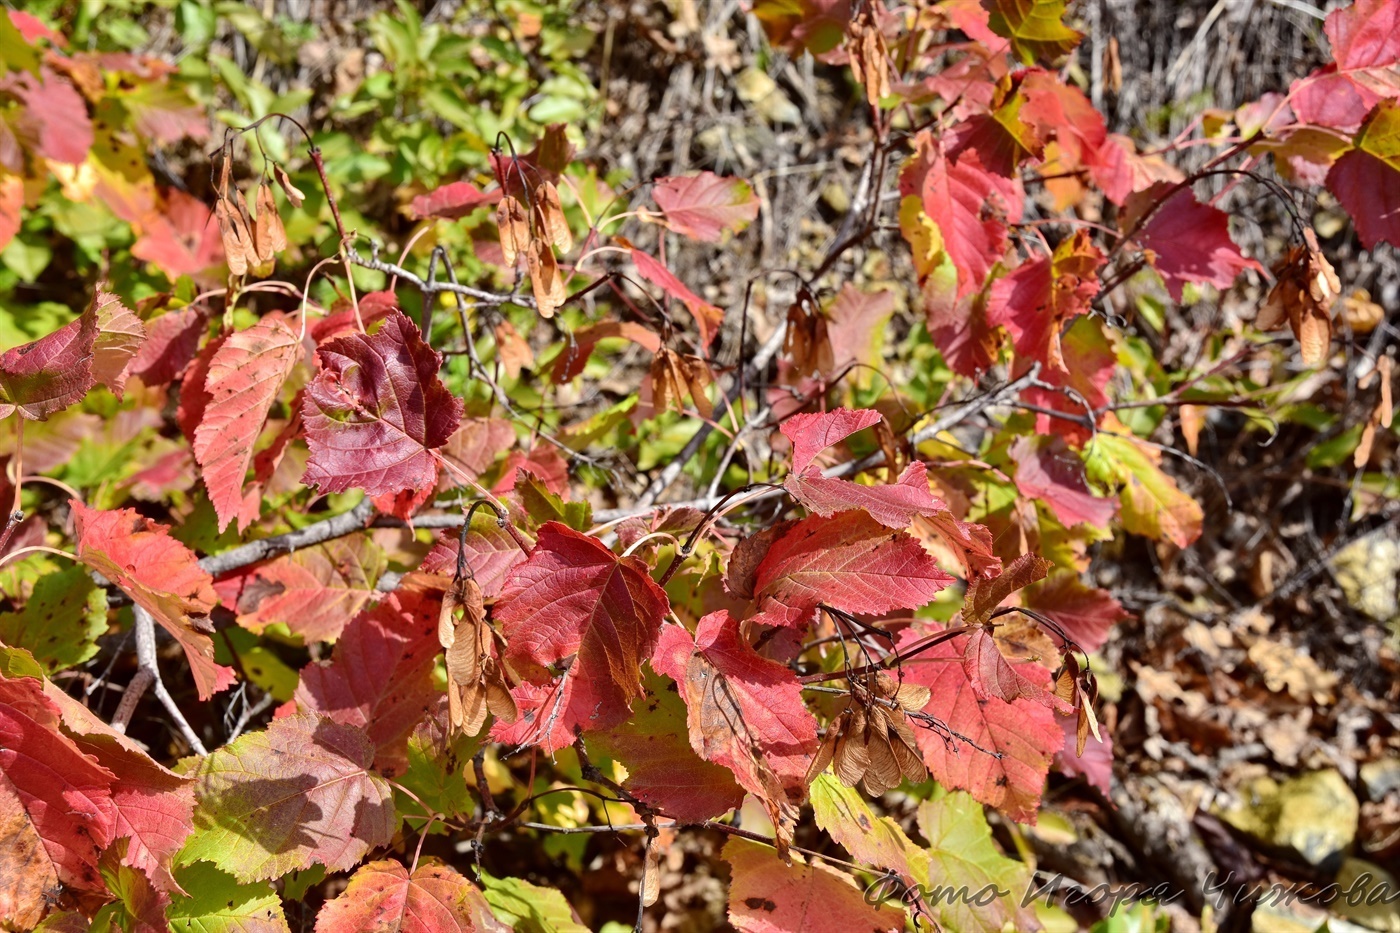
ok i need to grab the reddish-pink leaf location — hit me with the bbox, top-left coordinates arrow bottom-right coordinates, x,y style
781,407 -> 882,474
0,310 -> 96,421
493,522 -> 669,750
493,445 -> 570,497
585,668 -> 744,823
630,248 -> 724,348
175,332 -> 224,445
653,171 -> 759,242
964,553 -> 1052,624
71,501 -> 234,699
1009,435 -> 1116,529
437,417 -> 516,484
1021,315 -> 1116,443
1054,714 -> 1112,794
130,188 -> 224,280
900,133 -> 1024,298
1326,149 -> 1400,250
1325,0 -> 1400,70
314,858 -> 507,933
194,314 -> 302,532
0,174 -> 20,253
295,578 -> 443,775
986,229 -> 1103,369
6,67 -> 92,164
897,626 -> 1061,822
302,310 -> 463,496
826,284 -> 896,373
420,520 -> 528,600
183,711 -> 395,882
653,614 -> 819,817
90,289 -> 146,400
1133,186 -> 1262,300
213,535 -> 386,644
1023,571 -> 1129,654
786,461 -> 942,529
0,675 -> 117,927
1291,67 -> 1382,133
723,836 -> 904,933
128,306 -> 207,388
410,180 -> 501,221
750,511 -> 954,628
59,706 -> 195,896
962,627 -> 1048,704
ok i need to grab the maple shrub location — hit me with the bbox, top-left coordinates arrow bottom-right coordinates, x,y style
0,1 -> 1397,931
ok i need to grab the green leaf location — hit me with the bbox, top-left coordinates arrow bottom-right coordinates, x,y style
479,871 -> 589,933
915,789 -> 1042,933
396,711 -> 481,827
0,566 -> 108,673
166,862 -> 290,933
1085,418 -> 1204,548
985,0 -> 1085,66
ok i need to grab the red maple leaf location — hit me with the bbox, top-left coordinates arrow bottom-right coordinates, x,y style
1023,570 -> 1129,654
70,501 -> 233,699
1327,147 -> 1400,250
986,229 -> 1104,370
900,132 -> 1024,298
652,171 -> 760,243
302,310 -> 463,497
1132,185 -> 1262,300
213,536 -> 384,644
723,837 -> 904,933
410,180 -> 501,220
127,307 -> 207,388
4,66 -> 92,164
749,511 -> 954,628
56,696 -> 196,896
779,407 -> 940,527
295,577 -> 444,775
89,289 -> 146,400
630,249 -> 724,348
314,858 -> 507,933
1009,434 -> 1116,529
653,614 -> 819,838
0,307 -> 96,421
585,668 -> 745,823
192,314 -> 303,532
0,675 -> 117,927
492,522 -> 669,750
1325,0 -> 1400,71
130,189 -> 224,281
421,519 -> 529,600
896,626 -> 1061,822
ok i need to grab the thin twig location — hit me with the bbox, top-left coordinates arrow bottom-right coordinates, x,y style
132,606 -> 208,756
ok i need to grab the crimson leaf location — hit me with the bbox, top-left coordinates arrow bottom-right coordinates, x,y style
302,310 -> 463,497
0,309 -> 97,421
492,522 -> 668,751
652,171 -> 759,242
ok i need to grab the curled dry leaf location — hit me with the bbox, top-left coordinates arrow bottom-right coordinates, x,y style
1258,227 -> 1340,367
440,576 -> 518,738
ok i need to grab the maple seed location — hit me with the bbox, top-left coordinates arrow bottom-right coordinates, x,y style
273,163 -> 305,207
253,183 -> 287,263
441,576 -> 518,737
496,195 -> 530,267
533,181 -> 572,253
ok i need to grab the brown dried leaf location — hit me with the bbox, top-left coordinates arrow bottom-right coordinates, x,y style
493,320 -> 533,379
215,198 -> 248,276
